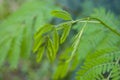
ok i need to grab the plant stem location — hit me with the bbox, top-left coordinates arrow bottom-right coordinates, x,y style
56,17 -> 120,38
90,17 -> 120,36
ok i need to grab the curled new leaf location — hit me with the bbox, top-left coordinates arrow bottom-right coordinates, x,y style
51,10 -> 72,20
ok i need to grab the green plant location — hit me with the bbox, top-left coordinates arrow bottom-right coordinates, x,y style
0,0 -> 59,69
34,8 -> 120,80
0,1 -> 120,79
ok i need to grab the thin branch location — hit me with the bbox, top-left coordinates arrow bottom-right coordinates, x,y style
56,17 -> 120,38
90,17 -> 120,36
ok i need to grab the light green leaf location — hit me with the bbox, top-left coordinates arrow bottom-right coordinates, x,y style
36,46 -> 45,63
51,10 -> 72,20
53,27 -> 59,53
33,36 -> 45,53
8,27 -> 23,69
0,38 -> 12,66
34,24 -> 53,40
53,62 -> 69,79
21,17 -> 35,58
60,23 -> 71,44
33,24 -> 53,53
47,37 -> 55,62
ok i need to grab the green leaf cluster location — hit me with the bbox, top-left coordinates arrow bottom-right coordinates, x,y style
0,0 -> 58,68
0,3 -> 120,79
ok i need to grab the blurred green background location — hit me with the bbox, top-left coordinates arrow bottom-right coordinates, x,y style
0,0 -> 120,80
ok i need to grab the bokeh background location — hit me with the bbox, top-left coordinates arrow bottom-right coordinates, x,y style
0,0 -> 120,80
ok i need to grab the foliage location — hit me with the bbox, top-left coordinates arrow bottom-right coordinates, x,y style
0,0 -> 58,69
0,0 -> 120,80
33,8 -> 120,80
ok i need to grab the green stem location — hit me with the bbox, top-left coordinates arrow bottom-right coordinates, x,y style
73,17 -> 120,36
56,17 -> 120,37
89,17 -> 120,36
